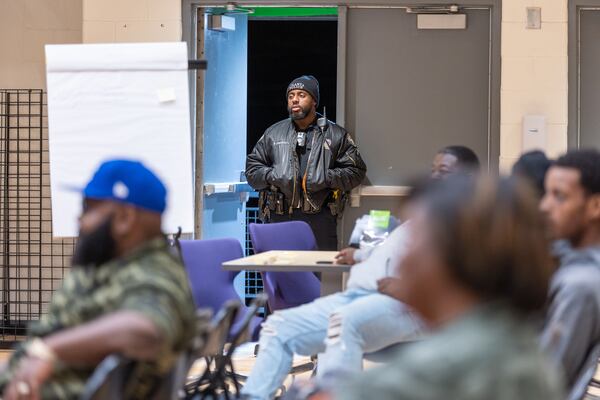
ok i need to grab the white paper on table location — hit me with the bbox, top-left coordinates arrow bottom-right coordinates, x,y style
45,42 -> 194,237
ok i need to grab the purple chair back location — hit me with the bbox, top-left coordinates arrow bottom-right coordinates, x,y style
248,221 -> 321,311
179,238 -> 262,340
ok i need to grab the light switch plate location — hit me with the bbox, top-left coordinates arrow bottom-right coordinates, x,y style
522,115 -> 547,151
526,7 -> 541,29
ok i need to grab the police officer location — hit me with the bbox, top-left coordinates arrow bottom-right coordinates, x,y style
246,75 -> 366,250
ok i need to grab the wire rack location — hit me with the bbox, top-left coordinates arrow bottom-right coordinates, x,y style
0,89 -> 75,346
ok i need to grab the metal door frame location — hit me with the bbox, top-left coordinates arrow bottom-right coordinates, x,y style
568,0 -> 600,148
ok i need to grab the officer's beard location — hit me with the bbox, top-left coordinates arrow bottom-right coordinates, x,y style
71,215 -> 117,268
288,104 -> 310,120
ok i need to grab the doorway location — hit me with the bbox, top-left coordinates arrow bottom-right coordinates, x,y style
184,1 -> 500,241
246,9 -> 338,154
189,6 -> 339,243
245,8 -> 339,301
188,5 -> 339,302
183,0 -> 500,302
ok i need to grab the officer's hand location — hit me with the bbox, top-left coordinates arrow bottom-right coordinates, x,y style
266,166 -> 289,188
334,248 -> 357,265
377,277 -> 403,300
266,168 -> 277,185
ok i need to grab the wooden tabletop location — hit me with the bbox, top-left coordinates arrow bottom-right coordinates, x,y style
222,250 -> 352,273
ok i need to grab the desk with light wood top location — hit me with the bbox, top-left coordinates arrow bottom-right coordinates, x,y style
222,250 -> 351,296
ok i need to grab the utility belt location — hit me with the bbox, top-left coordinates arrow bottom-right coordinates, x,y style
258,187 -> 347,221
258,188 -> 286,221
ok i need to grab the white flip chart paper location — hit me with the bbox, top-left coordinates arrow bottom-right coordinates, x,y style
45,42 -> 194,237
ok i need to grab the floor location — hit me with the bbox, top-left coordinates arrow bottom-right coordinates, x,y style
188,342 -> 315,394
2,347 -> 598,397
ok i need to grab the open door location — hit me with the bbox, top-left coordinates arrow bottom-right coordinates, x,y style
197,10 -> 249,243
194,6 -> 339,245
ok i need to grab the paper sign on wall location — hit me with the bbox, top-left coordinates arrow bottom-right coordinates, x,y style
45,42 -> 194,237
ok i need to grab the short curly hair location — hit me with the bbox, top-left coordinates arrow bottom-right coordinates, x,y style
439,145 -> 481,172
554,149 -> 600,194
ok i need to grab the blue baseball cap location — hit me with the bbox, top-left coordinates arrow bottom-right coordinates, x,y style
82,159 -> 167,213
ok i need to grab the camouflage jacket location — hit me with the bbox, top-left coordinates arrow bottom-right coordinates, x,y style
336,303 -> 564,400
0,237 -> 196,399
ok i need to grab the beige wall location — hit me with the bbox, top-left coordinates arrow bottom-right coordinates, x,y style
0,0 -> 81,314
83,0 -> 182,43
500,0 -> 569,171
0,0 -> 82,89
0,0 -> 573,167
0,0 -> 181,88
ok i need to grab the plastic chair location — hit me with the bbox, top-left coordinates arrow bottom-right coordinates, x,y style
179,238 -> 263,341
184,295 -> 268,400
248,221 -> 321,382
183,300 -> 240,400
248,221 -> 321,311
209,294 -> 269,398
80,355 -> 135,400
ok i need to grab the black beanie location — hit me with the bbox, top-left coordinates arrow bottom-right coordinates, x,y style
286,75 -> 319,106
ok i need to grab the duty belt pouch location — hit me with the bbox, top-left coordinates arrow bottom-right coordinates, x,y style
259,190 -> 286,221
258,191 -> 270,221
275,192 -> 284,215
328,202 -> 337,216
267,191 -> 277,211
302,196 -> 313,213
328,191 -> 348,217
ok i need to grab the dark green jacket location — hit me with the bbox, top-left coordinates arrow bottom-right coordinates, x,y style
337,304 -> 563,400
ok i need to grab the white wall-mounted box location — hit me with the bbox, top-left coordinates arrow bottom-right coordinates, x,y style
522,115 -> 547,151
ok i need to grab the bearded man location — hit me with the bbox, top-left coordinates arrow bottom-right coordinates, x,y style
0,159 -> 196,400
246,75 -> 366,250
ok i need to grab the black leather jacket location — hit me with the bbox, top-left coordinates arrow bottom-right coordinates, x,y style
246,117 -> 366,214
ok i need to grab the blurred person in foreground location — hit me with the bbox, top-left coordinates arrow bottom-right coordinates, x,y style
313,176 -> 563,400
0,159 -> 197,400
539,149 -> 600,396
